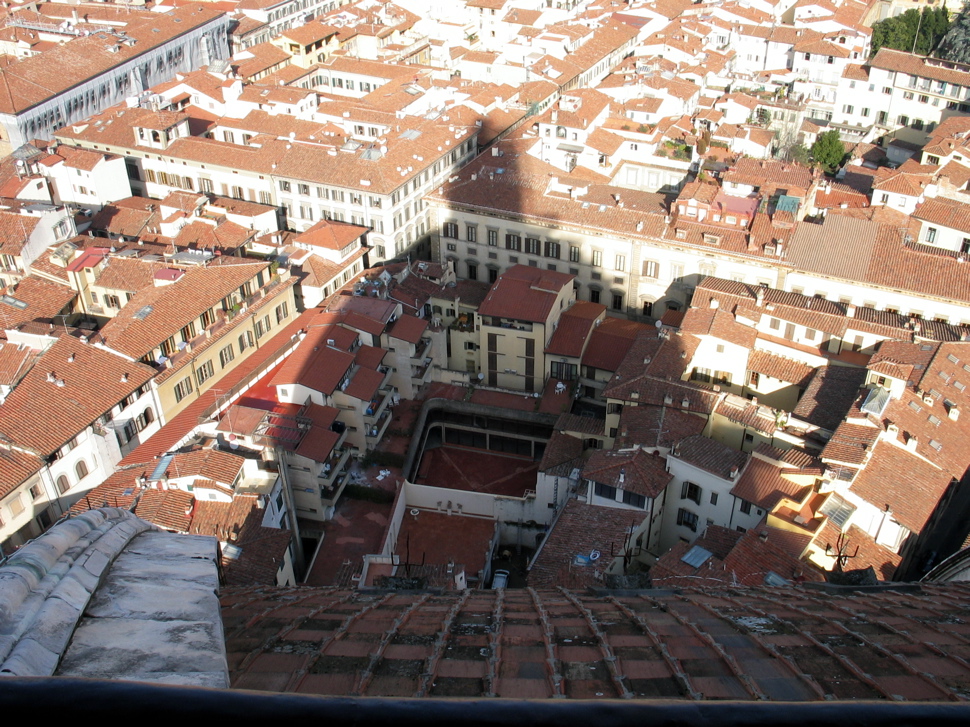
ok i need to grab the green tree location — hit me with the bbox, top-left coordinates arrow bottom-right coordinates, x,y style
871,6 -> 951,58
937,3 -> 970,63
811,130 -> 846,172
787,143 -> 811,166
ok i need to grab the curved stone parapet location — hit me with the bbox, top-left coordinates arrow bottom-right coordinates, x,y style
0,508 -> 226,687
0,508 -> 155,677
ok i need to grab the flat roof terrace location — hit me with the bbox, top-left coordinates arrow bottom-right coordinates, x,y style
394,509 -> 496,581
413,445 -> 539,498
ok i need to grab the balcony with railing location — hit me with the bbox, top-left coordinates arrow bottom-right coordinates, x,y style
411,356 -> 434,384
377,365 -> 392,390
318,446 -> 352,496
162,311 -> 233,369
410,336 -> 431,362
450,313 -> 475,333
363,389 -> 393,424
365,409 -> 391,445
481,316 -> 533,332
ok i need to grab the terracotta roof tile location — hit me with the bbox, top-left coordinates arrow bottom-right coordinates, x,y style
792,365 -> 868,431
580,317 -> 644,372
681,307 -> 758,348
821,422 -> 879,465
190,494 -> 292,586
0,446 -> 44,498
913,196 -> 970,235
293,220 -> 368,252
673,434 -> 748,480
849,439 -> 952,533
731,456 -> 809,511
0,275 -> 75,334
99,263 -> 269,359
747,349 -> 815,386
387,314 -> 428,345
615,405 -> 706,449
0,335 -> 155,456
545,302 -> 604,358
478,265 -> 574,323
0,5 -> 227,115
270,326 -> 355,396
538,429 -> 585,475
582,447 -> 673,499
221,580 -> 970,699
528,499 -> 637,589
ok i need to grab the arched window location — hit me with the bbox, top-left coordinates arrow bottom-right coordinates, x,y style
56,475 -> 70,494
75,459 -> 89,481
136,407 -> 155,431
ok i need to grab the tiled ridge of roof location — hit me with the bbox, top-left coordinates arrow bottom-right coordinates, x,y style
221,581 -> 970,700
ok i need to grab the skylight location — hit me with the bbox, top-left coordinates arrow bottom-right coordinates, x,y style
0,295 -> 27,310
819,494 -> 855,528
681,545 -> 712,568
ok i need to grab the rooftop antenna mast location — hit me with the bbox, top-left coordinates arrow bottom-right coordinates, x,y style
825,531 -> 860,572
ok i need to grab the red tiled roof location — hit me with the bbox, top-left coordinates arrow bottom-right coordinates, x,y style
681,306 -> 757,348
528,499 -> 637,589
0,275 -> 76,333
545,302 -> 604,358
344,366 -> 384,402
615,405 -> 706,449
791,365 -> 868,431
293,219 -> 367,251
913,196 -> 970,235
478,265 -> 574,322
849,439 -> 953,533
0,336 -> 155,457
354,344 -> 386,370
0,340 -> 33,387
583,447 -> 673,499
133,488 -> 195,532
539,429 -> 586,475
674,434 -> 748,480
816,520 -> 901,580
220,578 -> 970,699
270,326 -> 355,396
731,456 -> 809,511
190,494 -> 292,586
747,349 -> 815,386
652,523 -> 824,588
387,314 -> 427,344
99,263 -> 269,359
722,157 -> 813,193
119,309 -> 316,462
0,445 -> 44,498
821,421 -> 879,465
580,317 -> 644,372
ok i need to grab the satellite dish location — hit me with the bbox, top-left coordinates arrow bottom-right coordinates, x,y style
589,550 -> 601,561
477,372 -> 484,380
655,319 -> 663,328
